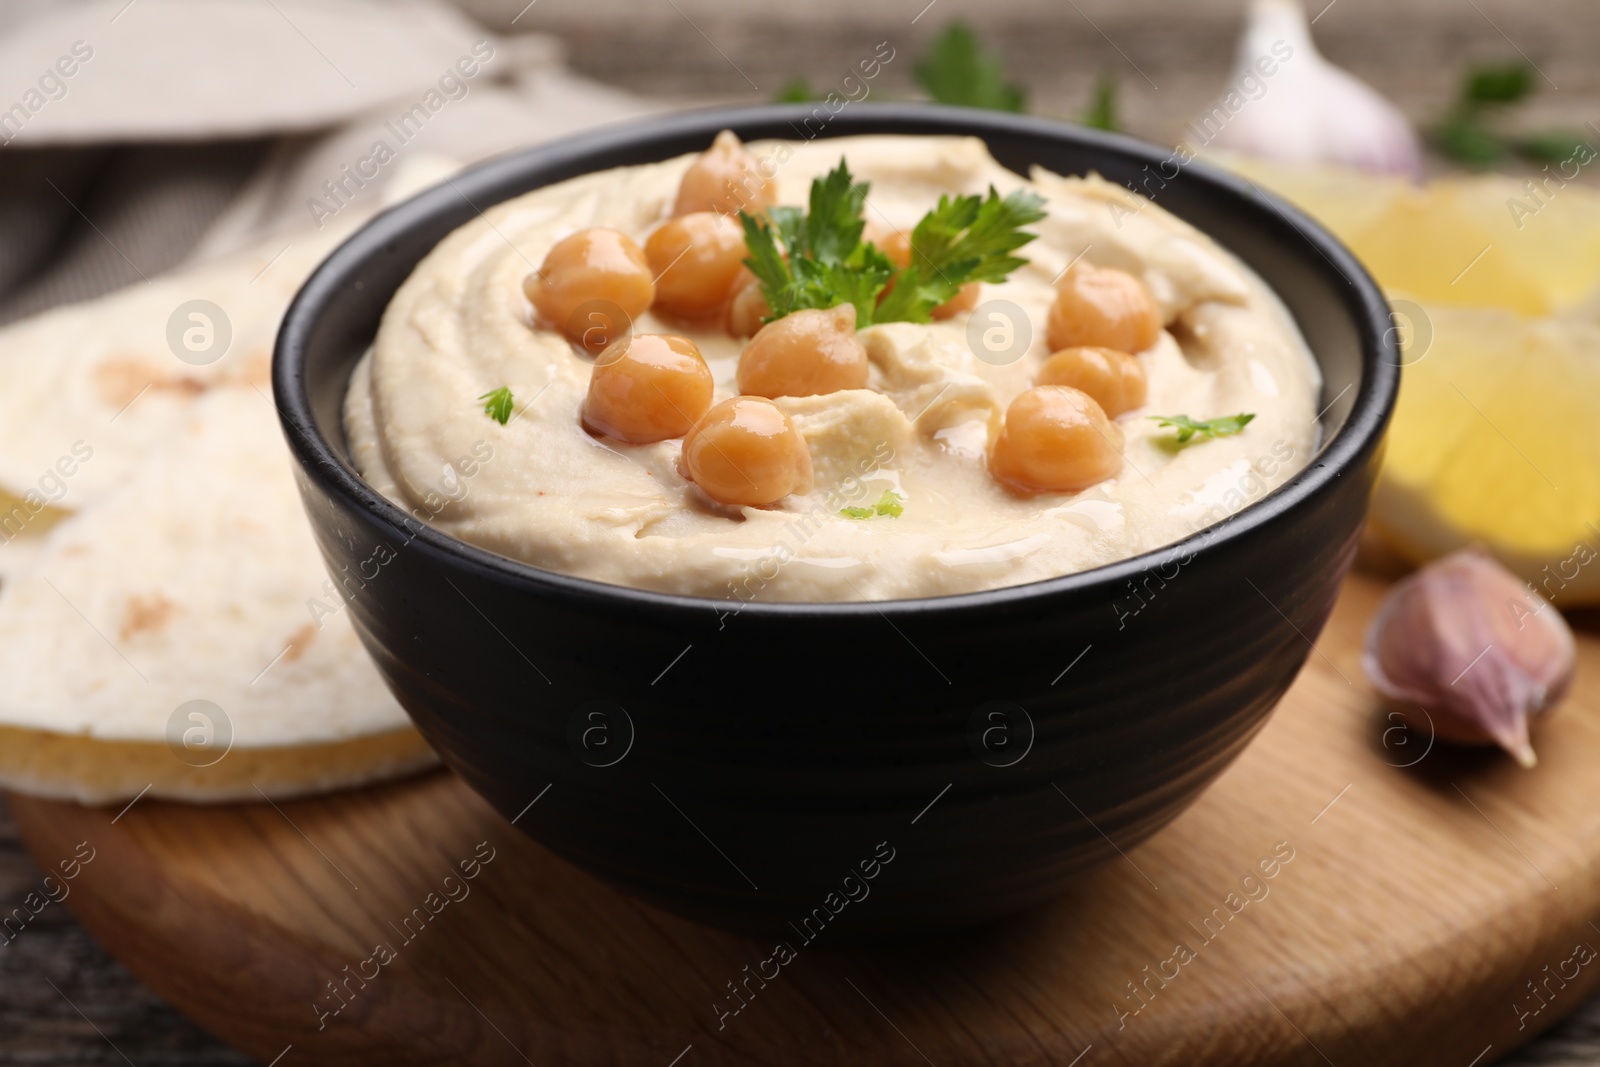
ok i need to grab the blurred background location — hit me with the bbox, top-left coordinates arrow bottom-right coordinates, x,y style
2,0 -> 1598,1063
486,0 -> 1598,134
1,0 -> 1595,323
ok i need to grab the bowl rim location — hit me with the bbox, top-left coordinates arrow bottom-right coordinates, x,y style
273,102 -> 1399,620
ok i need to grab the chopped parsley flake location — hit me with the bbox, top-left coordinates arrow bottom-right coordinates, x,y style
841,490 -> 904,519
479,386 -> 514,425
1150,412 -> 1256,444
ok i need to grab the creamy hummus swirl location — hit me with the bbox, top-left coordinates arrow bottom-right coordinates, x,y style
346,135 -> 1321,602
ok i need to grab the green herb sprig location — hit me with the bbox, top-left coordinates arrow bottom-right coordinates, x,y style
777,25 -> 1120,127
739,159 -> 1046,327
1150,413 -> 1255,444
1433,62 -> 1591,167
774,77 -> 815,103
915,23 -> 1026,113
1081,74 -> 1120,133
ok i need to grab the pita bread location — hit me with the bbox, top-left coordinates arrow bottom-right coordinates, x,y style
0,234 -> 344,508
0,387 -> 437,802
0,523 -> 54,584
0,151 -> 468,512
0,724 -> 435,806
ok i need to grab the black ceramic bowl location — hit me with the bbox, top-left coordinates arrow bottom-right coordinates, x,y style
274,104 -> 1398,938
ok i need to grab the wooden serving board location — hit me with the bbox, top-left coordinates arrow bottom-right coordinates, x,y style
11,568 -> 1600,1067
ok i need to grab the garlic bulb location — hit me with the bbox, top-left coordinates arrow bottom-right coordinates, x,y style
1363,548 -> 1575,767
1188,0 -> 1423,177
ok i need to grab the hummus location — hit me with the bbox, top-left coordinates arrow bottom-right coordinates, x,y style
346,135 -> 1321,602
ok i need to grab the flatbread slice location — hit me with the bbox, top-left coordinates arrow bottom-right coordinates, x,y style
0,153 -> 468,512
0,235 -> 345,508
0,387 -> 436,803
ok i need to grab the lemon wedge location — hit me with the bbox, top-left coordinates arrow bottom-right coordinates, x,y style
1371,307 -> 1600,603
1217,154 -> 1600,604
1225,154 -> 1600,316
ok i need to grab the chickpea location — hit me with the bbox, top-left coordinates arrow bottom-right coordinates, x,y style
737,305 -> 869,399
646,212 -> 748,320
990,386 -> 1124,494
878,229 -> 981,319
726,270 -> 771,337
524,228 -> 654,354
1046,262 -> 1161,354
1036,346 -> 1149,418
583,334 -> 713,444
674,130 -> 777,218
679,396 -> 814,507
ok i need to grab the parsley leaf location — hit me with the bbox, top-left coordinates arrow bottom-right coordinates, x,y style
739,160 -> 888,324
1432,61 -> 1591,168
1515,131 -> 1593,163
790,249 -> 897,328
1082,74 -> 1119,133
739,160 -> 1043,327
915,23 -> 1025,113
874,186 -> 1047,323
841,491 -> 904,519
1433,113 -> 1506,165
739,195 -> 895,327
768,205 -> 807,256
739,211 -> 793,311
774,77 -> 815,103
801,161 -> 870,263
479,387 -> 514,425
1150,413 -> 1255,444
1465,63 -> 1532,106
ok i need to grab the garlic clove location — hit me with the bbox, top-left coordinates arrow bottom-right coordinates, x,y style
1362,547 -> 1575,768
1190,0 -> 1424,178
